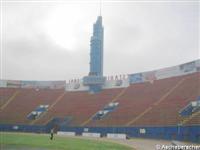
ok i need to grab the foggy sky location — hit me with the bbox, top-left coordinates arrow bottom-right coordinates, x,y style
1,0 -> 199,81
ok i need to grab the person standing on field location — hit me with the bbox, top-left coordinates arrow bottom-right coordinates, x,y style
50,128 -> 54,140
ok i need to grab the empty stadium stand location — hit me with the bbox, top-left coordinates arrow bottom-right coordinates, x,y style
34,88 -> 124,126
0,89 -> 64,124
0,72 -> 199,127
131,73 -> 200,126
87,75 -> 186,126
0,88 -> 19,108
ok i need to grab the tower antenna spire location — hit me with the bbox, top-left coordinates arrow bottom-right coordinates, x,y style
100,0 -> 102,16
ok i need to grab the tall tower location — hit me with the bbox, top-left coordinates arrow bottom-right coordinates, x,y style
83,16 -> 106,93
90,16 -> 104,76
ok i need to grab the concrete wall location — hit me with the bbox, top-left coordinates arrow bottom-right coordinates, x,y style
1,59 -> 200,90
66,82 -> 89,92
59,126 -> 200,143
102,78 -> 129,89
0,124 -> 199,143
129,59 -> 200,84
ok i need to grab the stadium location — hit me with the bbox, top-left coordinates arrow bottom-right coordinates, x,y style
0,1 -> 200,150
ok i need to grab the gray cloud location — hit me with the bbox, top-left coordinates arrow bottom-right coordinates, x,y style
1,1 -> 199,81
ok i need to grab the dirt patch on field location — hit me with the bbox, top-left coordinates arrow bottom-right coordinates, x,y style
57,135 -> 199,150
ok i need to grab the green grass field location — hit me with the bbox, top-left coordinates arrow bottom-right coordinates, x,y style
0,132 -> 133,150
